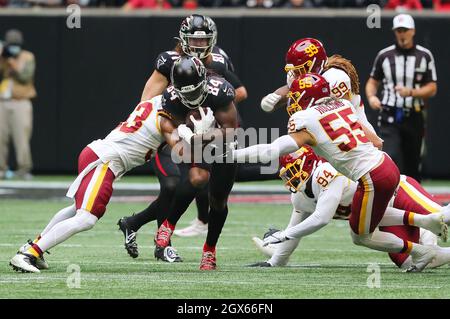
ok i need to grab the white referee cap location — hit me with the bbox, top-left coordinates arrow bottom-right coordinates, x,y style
392,14 -> 415,30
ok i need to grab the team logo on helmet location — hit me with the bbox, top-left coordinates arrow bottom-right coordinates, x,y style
286,73 -> 330,116
284,38 -> 328,81
279,146 -> 320,193
179,14 -> 217,59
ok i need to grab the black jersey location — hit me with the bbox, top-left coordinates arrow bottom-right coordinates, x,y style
161,75 -> 235,123
154,46 -> 242,89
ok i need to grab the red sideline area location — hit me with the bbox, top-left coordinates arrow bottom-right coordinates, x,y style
112,193 -> 450,205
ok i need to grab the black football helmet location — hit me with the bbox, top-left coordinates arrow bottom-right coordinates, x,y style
170,56 -> 208,109
179,14 -> 217,59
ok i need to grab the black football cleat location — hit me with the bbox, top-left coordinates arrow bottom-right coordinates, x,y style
117,217 -> 139,258
247,261 -> 272,268
154,246 -> 183,263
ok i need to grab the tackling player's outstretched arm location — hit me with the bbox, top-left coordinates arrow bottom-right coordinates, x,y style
260,85 -> 289,113
141,70 -> 170,101
232,129 -> 313,163
159,116 -> 179,148
282,176 -> 347,240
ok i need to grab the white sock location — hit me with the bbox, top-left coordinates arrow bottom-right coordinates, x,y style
36,210 -> 98,252
420,229 -> 438,246
400,256 -> 413,269
351,228 -> 405,253
40,204 -> 77,237
378,207 -> 407,226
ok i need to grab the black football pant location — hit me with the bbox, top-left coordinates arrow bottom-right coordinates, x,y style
124,145 -> 209,231
378,111 -> 424,182
166,162 -> 237,248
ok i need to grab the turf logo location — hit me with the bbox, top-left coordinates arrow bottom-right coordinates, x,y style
67,264 -> 81,289
366,263 -> 381,288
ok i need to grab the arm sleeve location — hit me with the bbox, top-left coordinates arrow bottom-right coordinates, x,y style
369,52 -> 384,81
154,52 -> 174,81
222,68 -> 243,89
232,134 -> 299,163
423,51 -> 437,83
284,176 -> 347,239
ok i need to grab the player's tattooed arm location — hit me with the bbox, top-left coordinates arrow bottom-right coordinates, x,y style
141,70 -> 169,101
159,116 -> 181,148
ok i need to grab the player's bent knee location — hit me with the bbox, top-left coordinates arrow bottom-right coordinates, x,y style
75,210 -> 99,231
189,168 -> 210,188
351,231 -> 369,246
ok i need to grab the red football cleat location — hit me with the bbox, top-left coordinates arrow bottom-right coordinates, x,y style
155,223 -> 174,248
199,251 -> 216,270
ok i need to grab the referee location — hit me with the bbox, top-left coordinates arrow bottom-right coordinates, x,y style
365,14 -> 437,182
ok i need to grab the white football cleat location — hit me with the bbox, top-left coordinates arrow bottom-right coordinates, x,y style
423,213 -> 448,242
252,237 -> 276,258
173,218 -> 208,237
10,253 -> 41,273
419,228 -> 438,246
18,240 -> 49,270
427,247 -> 450,269
406,245 -> 437,273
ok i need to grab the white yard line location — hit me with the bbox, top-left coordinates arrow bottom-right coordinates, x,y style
1,180 -> 449,194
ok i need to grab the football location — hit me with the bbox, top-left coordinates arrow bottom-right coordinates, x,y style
185,106 -> 211,131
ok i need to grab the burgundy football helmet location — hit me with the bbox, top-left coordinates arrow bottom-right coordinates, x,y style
286,73 -> 331,115
279,146 -> 320,193
285,38 -> 328,78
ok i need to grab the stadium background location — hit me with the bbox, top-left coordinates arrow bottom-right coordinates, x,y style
0,9 -> 449,178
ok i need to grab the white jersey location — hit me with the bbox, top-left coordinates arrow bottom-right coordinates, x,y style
322,67 -> 376,134
288,98 -> 383,181
291,162 -> 356,216
88,96 -> 165,177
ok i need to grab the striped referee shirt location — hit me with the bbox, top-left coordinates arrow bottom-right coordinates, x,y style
369,44 -> 437,112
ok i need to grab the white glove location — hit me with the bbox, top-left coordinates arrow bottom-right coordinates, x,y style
286,71 -> 296,88
190,107 -> 215,134
177,124 -> 194,144
262,230 -> 290,246
261,93 -> 282,113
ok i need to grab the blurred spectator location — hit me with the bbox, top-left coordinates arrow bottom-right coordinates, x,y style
283,0 -> 321,7
123,0 -> 171,9
182,0 -> 197,8
434,0 -> 450,10
385,0 -> 423,9
246,0 -> 274,7
0,29 -> 36,180
198,0 -> 243,6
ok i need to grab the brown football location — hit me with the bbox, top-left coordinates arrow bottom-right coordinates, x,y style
185,107 -> 211,130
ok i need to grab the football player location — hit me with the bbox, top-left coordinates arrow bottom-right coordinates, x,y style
231,73 -> 450,272
9,93 -> 193,273
250,147 -> 450,270
151,56 -> 239,270
261,38 -> 382,147
117,14 -> 248,257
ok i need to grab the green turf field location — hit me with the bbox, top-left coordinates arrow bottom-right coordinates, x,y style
2,196 -> 450,299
